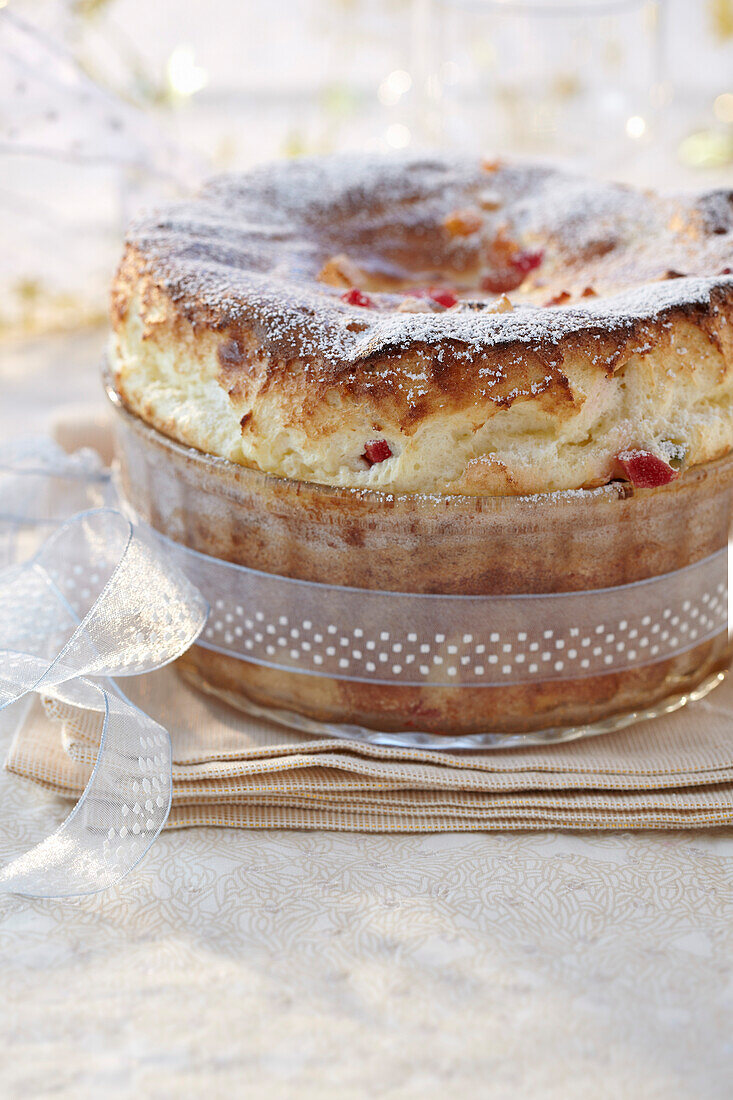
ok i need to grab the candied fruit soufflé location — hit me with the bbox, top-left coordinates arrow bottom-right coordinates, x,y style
107,154 -> 733,739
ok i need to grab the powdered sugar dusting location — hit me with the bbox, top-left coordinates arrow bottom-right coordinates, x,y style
125,153 -> 733,370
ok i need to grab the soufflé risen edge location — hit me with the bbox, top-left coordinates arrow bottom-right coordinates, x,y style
110,154 -> 733,498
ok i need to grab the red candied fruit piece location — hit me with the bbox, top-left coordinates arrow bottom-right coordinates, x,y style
341,288 -> 375,308
480,252 -> 543,294
427,286 -> 458,308
510,249 -> 544,275
616,449 -> 678,489
408,286 -> 458,308
362,440 -> 392,466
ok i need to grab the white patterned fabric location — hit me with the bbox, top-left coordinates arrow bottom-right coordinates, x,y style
1,767 -> 732,1098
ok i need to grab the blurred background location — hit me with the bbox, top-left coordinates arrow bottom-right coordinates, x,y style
1,0 -> 732,346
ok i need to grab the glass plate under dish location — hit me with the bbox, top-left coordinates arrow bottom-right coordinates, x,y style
105,373 -> 733,749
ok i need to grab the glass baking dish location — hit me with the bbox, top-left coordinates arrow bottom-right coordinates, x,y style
105,372 -> 733,748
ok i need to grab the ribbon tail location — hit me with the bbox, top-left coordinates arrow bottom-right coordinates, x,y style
0,679 -> 173,898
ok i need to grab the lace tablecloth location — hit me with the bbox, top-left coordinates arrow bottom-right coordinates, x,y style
2,332 -> 732,1098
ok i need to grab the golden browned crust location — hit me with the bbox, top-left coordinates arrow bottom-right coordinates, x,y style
110,155 -> 733,496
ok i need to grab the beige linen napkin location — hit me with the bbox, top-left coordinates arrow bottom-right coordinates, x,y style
6,664 -> 733,830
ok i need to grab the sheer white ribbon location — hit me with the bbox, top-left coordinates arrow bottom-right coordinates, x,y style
0,442 -> 207,897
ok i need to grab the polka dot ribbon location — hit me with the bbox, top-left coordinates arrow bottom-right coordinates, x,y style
155,531 -> 728,691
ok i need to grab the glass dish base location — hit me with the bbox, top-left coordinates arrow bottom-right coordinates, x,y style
178,667 -> 728,751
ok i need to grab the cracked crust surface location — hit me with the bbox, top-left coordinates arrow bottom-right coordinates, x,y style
110,154 -> 733,496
